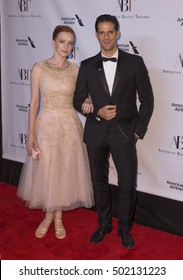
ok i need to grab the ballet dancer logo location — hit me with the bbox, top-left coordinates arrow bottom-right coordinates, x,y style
75,14 -> 84,26
129,41 -> 139,54
27,37 -> 36,48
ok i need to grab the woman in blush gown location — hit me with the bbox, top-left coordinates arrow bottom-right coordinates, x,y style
17,25 -> 94,239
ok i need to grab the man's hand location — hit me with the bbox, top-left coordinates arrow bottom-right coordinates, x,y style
98,105 -> 116,120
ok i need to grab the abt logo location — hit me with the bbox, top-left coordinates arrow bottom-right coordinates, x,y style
17,69 -> 31,81
116,0 -> 132,12
19,133 -> 27,145
174,53 -> 183,67
17,0 -> 31,12
169,136 -> 183,150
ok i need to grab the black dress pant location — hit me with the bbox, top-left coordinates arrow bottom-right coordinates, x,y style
87,122 -> 137,232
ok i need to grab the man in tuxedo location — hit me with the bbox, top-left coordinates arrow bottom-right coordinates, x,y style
74,14 -> 154,249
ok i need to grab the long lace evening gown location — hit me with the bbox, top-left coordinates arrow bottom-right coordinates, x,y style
17,60 -> 94,212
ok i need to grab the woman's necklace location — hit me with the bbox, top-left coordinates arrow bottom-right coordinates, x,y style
45,60 -> 70,72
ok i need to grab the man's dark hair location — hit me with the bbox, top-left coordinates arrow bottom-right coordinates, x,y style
95,14 -> 119,32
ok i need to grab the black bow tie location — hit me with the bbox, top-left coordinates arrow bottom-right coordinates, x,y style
102,57 -> 117,62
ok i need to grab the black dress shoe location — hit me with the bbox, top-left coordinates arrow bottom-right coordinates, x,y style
90,224 -> 112,244
118,229 -> 134,249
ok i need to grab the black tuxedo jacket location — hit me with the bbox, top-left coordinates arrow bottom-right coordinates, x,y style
74,49 -> 154,146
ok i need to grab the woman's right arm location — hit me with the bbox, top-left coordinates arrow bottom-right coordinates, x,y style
26,63 -> 41,156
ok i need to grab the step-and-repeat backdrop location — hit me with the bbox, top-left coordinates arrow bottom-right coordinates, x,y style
1,0 -> 183,201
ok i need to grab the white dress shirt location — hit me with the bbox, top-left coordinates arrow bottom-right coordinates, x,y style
102,49 -> 118,95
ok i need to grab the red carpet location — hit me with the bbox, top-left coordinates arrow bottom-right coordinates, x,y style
0,182 -> 183,260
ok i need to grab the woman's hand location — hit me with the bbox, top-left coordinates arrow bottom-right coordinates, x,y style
82,97 -> 94,114
26,132 -> 37,156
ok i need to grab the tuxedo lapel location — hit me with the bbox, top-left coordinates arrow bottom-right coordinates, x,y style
95,59 -> 110,97
111,54 -> 126,97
